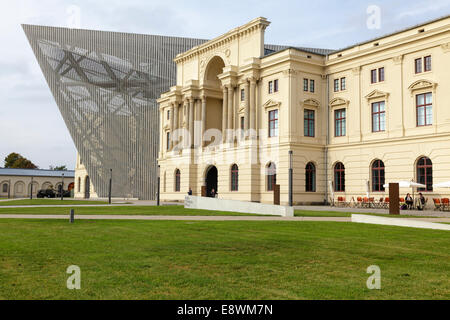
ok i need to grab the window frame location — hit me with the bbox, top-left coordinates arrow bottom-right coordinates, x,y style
175,169 -> 181,192
274,79 -> 279,92
334,162 -> 345,192
334,79 -> 339,92
371,101 -> 386,132
415,58 -> 423,74
371,160 -> 385,192
416,92 -> 433,127
378,67 -> 385,82
303,78 -> 309,92
371,69 -> 377,84
334,109 -> 346,137
305,162 -> 316,192
268,109 -> 279,138
166,131 -> 170,151
267,162 -> 277,192
2,183 -> 8,193
310,79 -> 315,93
417,157 -> 433,192
340,77 -> 346,91
240,88 -> 245,101
268,81 -> 273,94
424,55 -> 432,72
304,109 -> 315,137
231,164 -> 239,192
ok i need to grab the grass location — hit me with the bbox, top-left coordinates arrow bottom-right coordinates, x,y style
0,205 -> 261,216
0,199 -> 109,206
0,219 -> 448,300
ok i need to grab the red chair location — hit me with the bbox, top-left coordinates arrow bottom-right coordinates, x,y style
433,198 -> 442,211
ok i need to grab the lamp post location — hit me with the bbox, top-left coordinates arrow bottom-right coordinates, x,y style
157,164 -> 160,206
108,169 -> 112,205
61,173 -> 64,201
289,150 -> 293,207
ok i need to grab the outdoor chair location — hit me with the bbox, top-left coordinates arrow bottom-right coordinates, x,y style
442,198 -> 450,211
356,197 -> 363,208
433,198 -> 443,211
336,197 -> 347,207
384,197 -> 390,209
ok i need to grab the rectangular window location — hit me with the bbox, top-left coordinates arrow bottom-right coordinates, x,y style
379,67 -> 385,82
303,79 -> 309,92
2,184 -> 7,193
167,110 -> 170,120
335,109 -> 346,137
240,116 -> 245,139
274,79 -> 279,92
371,69 -> 377,83
372,101 -> 386,132
268,81 -> 273,94
240,88 -> 245,101
340,77 -> 346,91
334,79 -> 339,92
310,79 -> 315,93
268,109 -> 279,137
424,55 -> 432,72
166,132 -> 170,150
304,109 -> 315,137
415,58 -> 422,74
416,92 -> 433,126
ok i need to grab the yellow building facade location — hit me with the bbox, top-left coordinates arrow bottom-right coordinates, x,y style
158,16 -> 450,206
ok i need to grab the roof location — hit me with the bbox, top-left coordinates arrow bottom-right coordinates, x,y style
0,168 -> 75,178
264,44 -> 334,57
331,14 -> 450,55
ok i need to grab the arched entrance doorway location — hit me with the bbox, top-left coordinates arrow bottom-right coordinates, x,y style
205,166 -> 218,197
84,176 -> 90,199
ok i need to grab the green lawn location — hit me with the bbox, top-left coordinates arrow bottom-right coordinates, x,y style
0,219 -> 448,300
0,199 -> 109,206
0,205 -> 261,216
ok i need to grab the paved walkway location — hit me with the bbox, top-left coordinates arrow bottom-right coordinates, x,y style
0,214 -> 350,221
0,214 -> 449,223
295,205 -> 450,217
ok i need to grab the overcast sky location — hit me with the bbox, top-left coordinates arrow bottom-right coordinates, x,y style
0,0 -> 449,170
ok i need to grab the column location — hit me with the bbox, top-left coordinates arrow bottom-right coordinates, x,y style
201,96 -> 206,147
183,100 -> 188,148
159,108 -> 164,153
249,77 -> 257,134
227,85 -> 234,142
169,103 -> 174,150
244,81 -> 250,132
222,86 -> 228,143
189,98 -> 194,148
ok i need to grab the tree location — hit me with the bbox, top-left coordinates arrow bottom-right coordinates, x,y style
4,153 -> 37,169
49,165 -> 67,171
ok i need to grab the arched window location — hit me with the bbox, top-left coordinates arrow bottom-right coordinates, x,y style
175,169 -> 181,192
417,157 -> 433,191
2,183 -> 7,193
372,160 -> 385,192
334,162 -> 345,192
305,162 -> 316,192
78,178 -> 81,192
267,162 -> 277,191
231,164 -> 239,191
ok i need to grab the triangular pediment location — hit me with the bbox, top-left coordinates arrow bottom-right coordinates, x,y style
408,79 -> 437,92
365,89 -> 389,100
263,99 -> 281,109
329,97 -> 349,107
302,98 -> 320,108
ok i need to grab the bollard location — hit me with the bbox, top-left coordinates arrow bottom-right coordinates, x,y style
70,209 -> 75,223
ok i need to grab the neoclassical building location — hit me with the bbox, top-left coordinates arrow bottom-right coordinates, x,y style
158,16 -> 450,205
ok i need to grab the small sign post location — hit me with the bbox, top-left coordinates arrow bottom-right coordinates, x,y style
70,209 -> 75,223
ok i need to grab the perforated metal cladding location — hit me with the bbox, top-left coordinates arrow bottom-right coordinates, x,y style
23,25 -> 206,199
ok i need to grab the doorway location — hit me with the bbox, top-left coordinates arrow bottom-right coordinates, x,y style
205,166 -> 218,197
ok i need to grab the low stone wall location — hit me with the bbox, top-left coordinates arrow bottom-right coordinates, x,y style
352,214 -> 450,231
184,196 -> 294,217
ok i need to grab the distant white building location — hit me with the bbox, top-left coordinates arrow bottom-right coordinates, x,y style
0,168 -> 74,198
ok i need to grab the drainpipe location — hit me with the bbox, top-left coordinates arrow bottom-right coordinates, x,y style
324,56 -> 330,205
